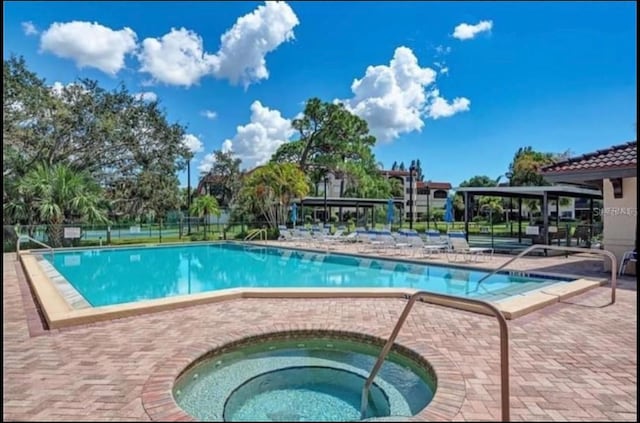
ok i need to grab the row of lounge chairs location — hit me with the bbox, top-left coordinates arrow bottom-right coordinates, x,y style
276,226 -> 493,262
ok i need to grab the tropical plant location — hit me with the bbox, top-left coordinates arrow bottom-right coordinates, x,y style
189,195 -> 221,239
4,163 -> 109,247
238,163 -> 309,228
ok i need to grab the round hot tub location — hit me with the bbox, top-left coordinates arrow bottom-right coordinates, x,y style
173,333 -> 436,422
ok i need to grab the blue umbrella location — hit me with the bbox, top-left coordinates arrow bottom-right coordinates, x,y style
290,203 -> 298,227
386,199 -> 395,224
444,196 -> 454,225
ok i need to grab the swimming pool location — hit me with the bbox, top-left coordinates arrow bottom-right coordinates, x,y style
43,242 -> 572,308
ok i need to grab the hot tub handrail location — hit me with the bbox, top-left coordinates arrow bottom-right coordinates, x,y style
360,291 -> 510,421
474,244 -> 617,305
17,235 -> 54,258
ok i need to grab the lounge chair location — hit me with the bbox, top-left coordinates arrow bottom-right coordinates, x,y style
403,232 -> 448,257
447,231 -> 493,262
619,249 -> 637,276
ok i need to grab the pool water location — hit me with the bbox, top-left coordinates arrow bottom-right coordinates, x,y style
46,242 -> 569,307
173,337 -> 435,422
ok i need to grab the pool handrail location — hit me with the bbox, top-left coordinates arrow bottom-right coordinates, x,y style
17,235 -> 54,258
360,291 -> 510,421
475,244 -> 618,305
244,228 -> 267,243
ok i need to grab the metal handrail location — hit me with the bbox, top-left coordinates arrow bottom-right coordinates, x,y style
361,291 -> 510,421
17,235 -> 54,258
244,228 -> 267,243
475,244 -> 618,304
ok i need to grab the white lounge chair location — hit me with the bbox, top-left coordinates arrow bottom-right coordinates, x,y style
447,231 -> 493,262
619,250 -> 637,276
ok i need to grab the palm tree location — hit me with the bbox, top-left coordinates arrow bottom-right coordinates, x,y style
189,194 -> 220,239
10,163 -> 108,247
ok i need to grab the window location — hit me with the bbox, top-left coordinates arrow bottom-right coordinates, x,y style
433,190 -> 448,199
417,187 -> 430,195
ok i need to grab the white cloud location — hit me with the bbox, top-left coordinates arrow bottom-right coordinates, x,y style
182,133 -> 204,154
339,46 -> 437,141
198,152 -> 217,173
452,20 -> 493,40
214,1 -> 299,87
22,21 -> 39,36
223,100 -> 293,169
134,91 -> 158,102
434,45 -> 451,56
221,139 -> 233,153
40,21 -> 137,75
137,2 -> 299,88
201,110 -> 218,120
425,90 -> 471,119
138,28 -> 218,87
338,46 -> 471,141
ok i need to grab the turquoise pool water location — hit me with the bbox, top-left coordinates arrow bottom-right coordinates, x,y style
173,336 -> 435,421
45,242 -> 570,307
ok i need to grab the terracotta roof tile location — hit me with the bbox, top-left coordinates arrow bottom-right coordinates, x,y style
541,141 -> 637,173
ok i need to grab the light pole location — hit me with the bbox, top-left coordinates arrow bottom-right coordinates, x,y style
426,186 -> 430,230
323,176 -> 329,225
505,171 -> 513,236
409,164 -> 415,230
187,158 -> 192,235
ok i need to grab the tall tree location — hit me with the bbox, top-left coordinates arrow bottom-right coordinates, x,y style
391,161 -> 398,171
398,162 -> 406,171
200,149 -> 243,208
3,56 -> 188,224
416,159 -> 424,181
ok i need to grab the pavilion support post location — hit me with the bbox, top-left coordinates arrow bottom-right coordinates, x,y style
588,198 -> 594,248
464,192 -> 469,241
518,198 -> 523,243
371,207 -> 375,229
542,192 -> 549,245
555,198 -> 560,246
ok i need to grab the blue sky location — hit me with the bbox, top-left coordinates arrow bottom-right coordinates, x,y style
4,1 -> 637,187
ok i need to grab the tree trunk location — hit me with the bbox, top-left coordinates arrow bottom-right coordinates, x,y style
48,219 -> 64,248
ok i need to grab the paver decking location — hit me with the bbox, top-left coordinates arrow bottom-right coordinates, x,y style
3,251 -> 637,421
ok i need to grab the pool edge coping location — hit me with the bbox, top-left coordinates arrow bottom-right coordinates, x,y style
18,243 -> 607,329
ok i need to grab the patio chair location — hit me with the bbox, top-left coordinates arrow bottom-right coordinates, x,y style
447,231 -> 493,262
404,232 -> 448,257
619,250 -> 637,276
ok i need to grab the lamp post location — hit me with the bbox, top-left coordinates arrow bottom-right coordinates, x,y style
187,158 -> 192,235
505,171 -> 513,236
426,186 -> 431,230
323,176 -> 329,225
409,164 -> 415,230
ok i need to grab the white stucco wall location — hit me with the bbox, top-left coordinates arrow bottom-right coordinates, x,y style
602,176 -> 637,274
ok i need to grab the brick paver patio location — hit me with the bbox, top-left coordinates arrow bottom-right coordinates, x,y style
3,250 -> 637,421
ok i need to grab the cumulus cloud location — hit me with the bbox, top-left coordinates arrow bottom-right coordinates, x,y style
138,28 -> 218,87
22,21 -> 38,36
339,46 -> 437,141
223,100 -> 293,169
198,152 -> 217,173
134,91 -> 158,102
452,20 -> 493,40
425,89 -> 471,119
40,21 -> 137,75
338,46 -> 470,141
214,1 -> 299,87
138,1 -> 299,88
182,133 -> 204,154
201,110 -> 218,120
